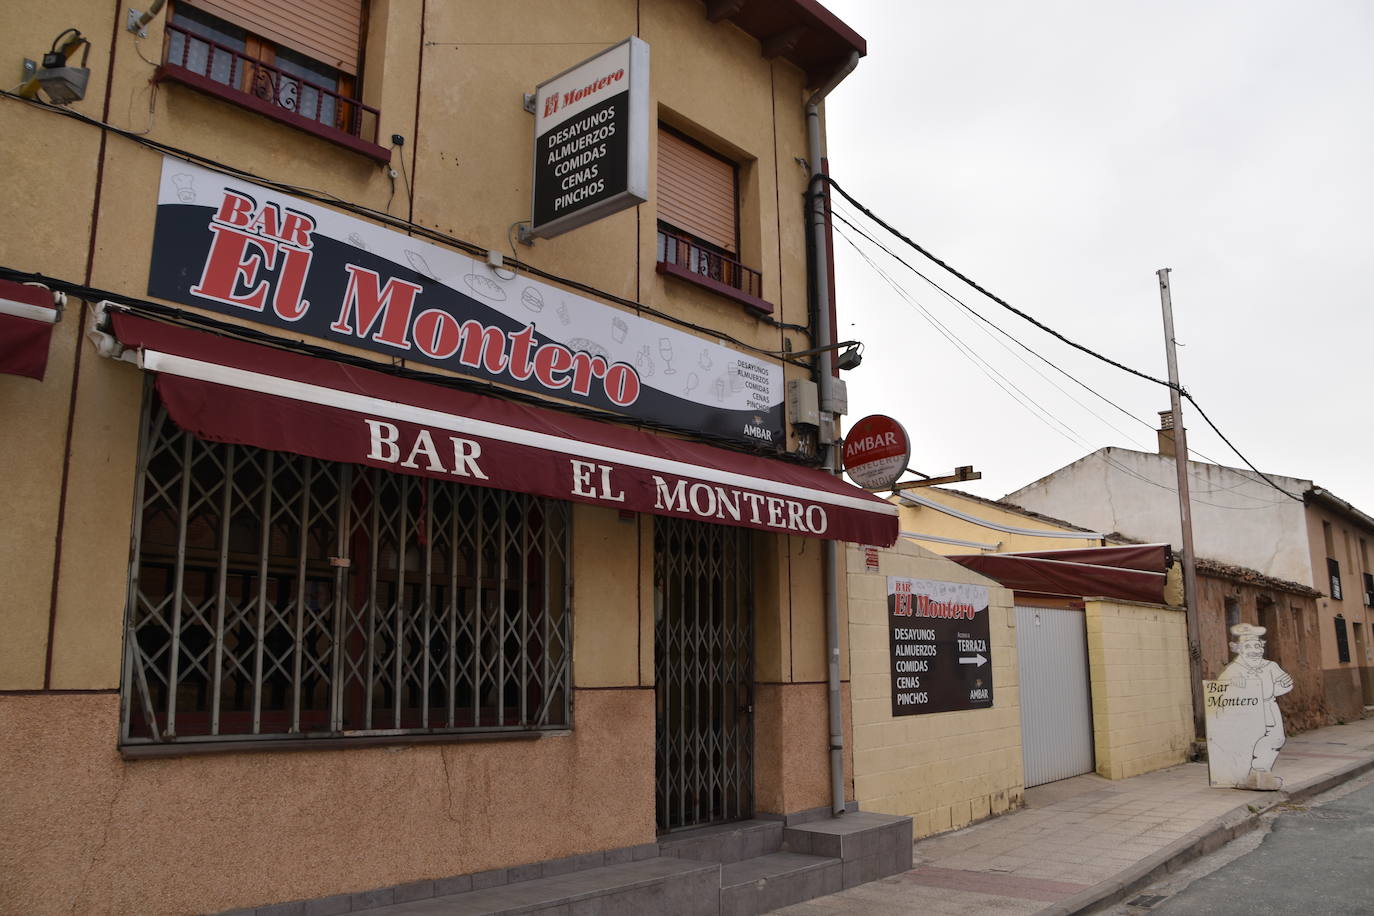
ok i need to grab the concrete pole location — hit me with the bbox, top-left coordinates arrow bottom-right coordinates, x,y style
1157,268 -> 1207,752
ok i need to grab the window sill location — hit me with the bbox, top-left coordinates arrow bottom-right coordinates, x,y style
154,63 -> 391,164
656,260 -> 775,316
120,726 -> 566,759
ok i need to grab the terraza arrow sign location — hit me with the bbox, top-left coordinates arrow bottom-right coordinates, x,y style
887,577 -> 994,716
528,37 -> 649,239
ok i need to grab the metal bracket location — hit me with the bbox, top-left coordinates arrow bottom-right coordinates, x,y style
126,9 -> 149,38
522,92 -> 537,114
516,224 -> 536,247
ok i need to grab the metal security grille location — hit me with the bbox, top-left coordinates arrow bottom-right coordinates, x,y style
654,517 -> 753,832
1015,605 -> 1095,787
120,400 -> 570,747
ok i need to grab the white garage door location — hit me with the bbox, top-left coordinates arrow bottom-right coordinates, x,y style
1015,605 -> 1095,787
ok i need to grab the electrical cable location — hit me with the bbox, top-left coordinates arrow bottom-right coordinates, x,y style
817,174 -> 1304,502
834,226 -> 1096,451
831,201 -> 1291,504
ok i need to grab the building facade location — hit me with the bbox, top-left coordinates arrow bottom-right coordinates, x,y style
1004,434 -> 1374,722
0,3 -> 905,913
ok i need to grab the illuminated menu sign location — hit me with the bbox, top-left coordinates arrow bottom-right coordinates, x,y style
529,37 -> 649,239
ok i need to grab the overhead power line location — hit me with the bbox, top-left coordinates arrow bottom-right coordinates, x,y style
816,175 -> 1304,503
830,201 -> 1289,505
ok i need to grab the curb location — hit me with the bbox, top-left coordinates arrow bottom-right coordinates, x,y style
1040,754 -> 1374,916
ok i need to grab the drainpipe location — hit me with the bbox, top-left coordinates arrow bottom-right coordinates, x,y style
806,50 -> 860,818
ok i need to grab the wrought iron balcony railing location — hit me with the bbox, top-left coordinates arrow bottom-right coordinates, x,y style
656,226 -> 772,314
156,22 -> 387,162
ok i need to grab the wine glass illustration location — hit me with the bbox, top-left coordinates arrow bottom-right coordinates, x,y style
659,337 -> 676,375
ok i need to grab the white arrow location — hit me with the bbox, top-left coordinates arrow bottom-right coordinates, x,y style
959,654 -> 988,667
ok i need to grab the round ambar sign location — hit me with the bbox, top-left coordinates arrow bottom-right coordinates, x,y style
843,415 -> 910,489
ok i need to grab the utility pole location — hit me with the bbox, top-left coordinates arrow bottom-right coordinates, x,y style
1157,268 -> 1206,755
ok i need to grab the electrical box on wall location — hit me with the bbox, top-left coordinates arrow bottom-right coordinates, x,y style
826,378 -> 849,417
787,378 -> 819,427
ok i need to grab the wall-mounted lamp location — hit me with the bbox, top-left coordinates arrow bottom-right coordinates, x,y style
20,28 -> 91,105
769,339 -> 864,371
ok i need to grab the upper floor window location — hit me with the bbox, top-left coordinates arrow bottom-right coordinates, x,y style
158,1 -> 387,161
1328,556 -> 1343,600
655,126 -> 772,314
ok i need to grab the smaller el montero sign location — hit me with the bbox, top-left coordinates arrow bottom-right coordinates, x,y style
887,578 -> 994,716
529,37 -> 649,239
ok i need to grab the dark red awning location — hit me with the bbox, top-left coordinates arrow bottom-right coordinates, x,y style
105,310 -> 898,545
0,280 -> 60,380
947,544 -> 1172,605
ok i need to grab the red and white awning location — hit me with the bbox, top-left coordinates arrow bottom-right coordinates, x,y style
0,280 -> 61,380
105,310 -> 898,545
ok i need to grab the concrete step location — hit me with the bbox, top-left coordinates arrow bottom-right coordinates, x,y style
783,810 -> 914,889
350,857 -> 720,916
718,851 -> 843,916
658,817 -> 784,865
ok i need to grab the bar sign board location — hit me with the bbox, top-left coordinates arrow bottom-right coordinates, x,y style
887,577 -> 994,716
529,37 -> 649,239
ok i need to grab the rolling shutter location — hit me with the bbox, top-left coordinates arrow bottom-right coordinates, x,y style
658,128 -> 738,254
185,0 -> 364,74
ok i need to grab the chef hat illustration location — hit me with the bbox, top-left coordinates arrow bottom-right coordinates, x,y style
1230,623 -> 1266,640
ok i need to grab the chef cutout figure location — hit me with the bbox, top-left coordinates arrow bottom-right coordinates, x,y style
1215,623 -> 1294,789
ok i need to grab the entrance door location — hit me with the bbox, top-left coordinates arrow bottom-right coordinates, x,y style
1015,604 -> 1095,787
654,517 -> 754,832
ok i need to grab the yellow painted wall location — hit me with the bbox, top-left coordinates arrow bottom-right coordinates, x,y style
896,488 -> 1103,556
1085,599 -> 1193,780
845,541 -> 1023,839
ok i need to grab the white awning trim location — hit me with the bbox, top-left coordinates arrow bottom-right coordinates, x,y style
901,530 -> 1000,551
898,490 -> 1104,539
139,348 -> 899,519
0,297 -> 60,323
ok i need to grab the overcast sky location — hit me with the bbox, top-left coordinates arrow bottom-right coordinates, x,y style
821,1 -> 1374,516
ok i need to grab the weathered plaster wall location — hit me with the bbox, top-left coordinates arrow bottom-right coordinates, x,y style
0,689 -> 653,916
1084,599 -> 1192,780
1196,574 -> 1326,733
845,542 -> 1022,839
1006,448 -> 1313,584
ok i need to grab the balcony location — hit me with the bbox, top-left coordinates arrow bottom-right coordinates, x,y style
154,22 -> 388,163
656,226 -> 773,315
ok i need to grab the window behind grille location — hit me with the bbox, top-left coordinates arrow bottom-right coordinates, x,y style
120,398 -> 571,748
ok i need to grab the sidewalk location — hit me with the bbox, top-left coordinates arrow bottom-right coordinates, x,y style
775,716 -> 1374,916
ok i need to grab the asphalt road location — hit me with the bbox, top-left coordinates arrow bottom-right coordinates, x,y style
1132,774 -> 1374,916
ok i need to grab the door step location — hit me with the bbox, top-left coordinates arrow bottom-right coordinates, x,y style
250,812 -> 913,916
658,818 -> 784,864
719,851 -> 842,915
349,857 -> 720,915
